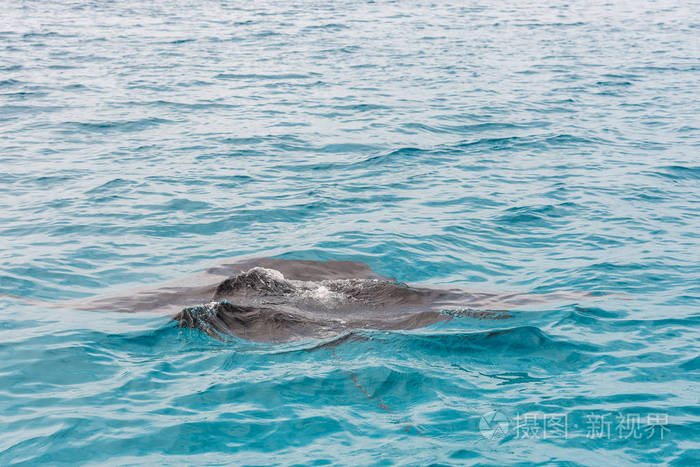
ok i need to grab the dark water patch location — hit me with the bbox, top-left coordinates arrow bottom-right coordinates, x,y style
207,36 -> 246,43
123,99 -> 241,110
251,30 -> 283,38
21,31 -> 68,39
516,21 -> 586,28
629,65 -> 700,73
218,136 -> 267,145
61,118 -> 175,134
47,64 -> 81,70
62,83 -> 89,90
21,173 -> 85,189
403,121 -> 549,135
648,165 -> 700,181
601,72 -> 642,80
361,326 -> 603,373
209,175 -> 255,188
215,72 -> 317,80
675,125 -> 698,133
679,356 -> 700,371
318,143 -> 381,154
0,90 -> 49,101
0,104 -> 62,115
495,204 -> 576,226
595,80 -> 633,87
134,198 -> 213,213
0,79 -> 22,87
0,64 -> 22,71
479,371 -> 549,385
166,38 -> 196,44
174,78 -> 216,87
457,135 -> 530,151
423,195 -> 505,209
195,150 -> 267,161
320,45 -> 361,54
269,141 -> 380,156
144,174 -> 252,188
271,121 -> 311,128
85,178 -> 138,195
572,305 -> 624,319
303,23 -> 349,31
332,103 -> 389,112
349,147 -> 454,169
456,133 -> 608,153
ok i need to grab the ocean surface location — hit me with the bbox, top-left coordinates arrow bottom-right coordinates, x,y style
1,0 -> 699,464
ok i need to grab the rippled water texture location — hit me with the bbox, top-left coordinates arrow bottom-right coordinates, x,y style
1,0 -> 699,464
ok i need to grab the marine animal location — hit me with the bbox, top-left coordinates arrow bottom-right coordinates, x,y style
7,257 -> 588,342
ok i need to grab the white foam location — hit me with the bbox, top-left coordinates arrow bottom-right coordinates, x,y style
244,267 -> 286,282
291,281 -> 347,307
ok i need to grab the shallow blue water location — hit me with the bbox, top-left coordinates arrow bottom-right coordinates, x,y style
1,0 -> 699,464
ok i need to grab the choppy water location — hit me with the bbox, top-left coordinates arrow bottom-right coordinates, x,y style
1,0 -> 699,464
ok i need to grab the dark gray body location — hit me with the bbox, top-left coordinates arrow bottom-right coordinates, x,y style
174,261 -> 468,342
12,257 -> 586,342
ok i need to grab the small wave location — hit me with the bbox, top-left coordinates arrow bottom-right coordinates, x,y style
302,23 -> 349,31
167,38 -> 196,44
124,99 -> 241,110
401,121 -> 548,135
496,203 -> 577,225
332,103 -> 389,112
350,147 -> 423,168
0,104 -> 62,115
62,118 -> 174,133
595,80 -> 633,87
648,165 -> 700,181
85,178 -> 137,195
0,78 -> 21,88
215,73 -> 317,80
679,356 -> 700,371
409,325 -> 593,351
0,64 -> 22,72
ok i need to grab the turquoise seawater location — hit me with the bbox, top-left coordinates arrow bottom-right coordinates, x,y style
1,0 -> 699,464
